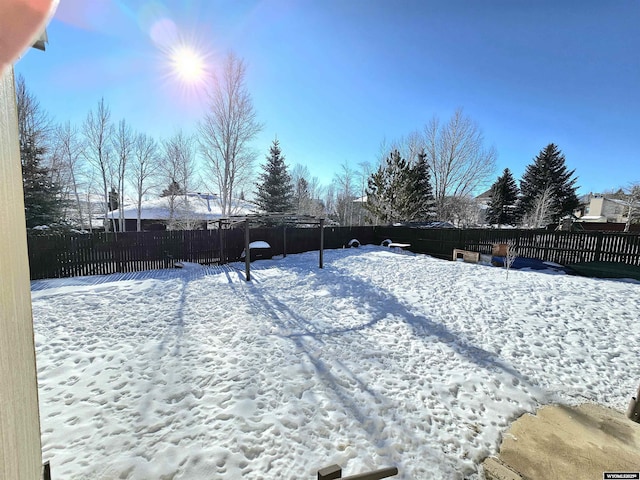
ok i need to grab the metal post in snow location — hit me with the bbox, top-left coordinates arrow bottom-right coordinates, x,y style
245,219 -> 251,281
319,218 -> 325,269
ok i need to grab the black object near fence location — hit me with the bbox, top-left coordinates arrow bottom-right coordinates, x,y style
26,226 -> 640,280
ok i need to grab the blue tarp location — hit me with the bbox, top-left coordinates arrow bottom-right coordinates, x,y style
491,257 -> 565,271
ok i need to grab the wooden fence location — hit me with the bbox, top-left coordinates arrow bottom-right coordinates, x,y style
374,227 -> 640,266
27,226 -> 640,280
26,226 -> 372,280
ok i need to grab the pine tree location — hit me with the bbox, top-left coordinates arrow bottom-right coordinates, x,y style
366,150 -> 406,224
108,187 -> 119,211
405,150 -> 436,222
21,140 -> 63,228
160,180 -> 185,197
17,75 -> 64,228
255,139 -> 294,213
518,144 -> 579,225
293,176 -> 311,215
365,150 -> 435,224
486,168 -> 519,226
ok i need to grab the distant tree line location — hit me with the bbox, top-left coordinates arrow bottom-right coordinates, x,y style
16,58 -> 637,232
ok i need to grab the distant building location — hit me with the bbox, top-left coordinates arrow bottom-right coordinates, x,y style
105,193 -> 256,231
573,193 -> 640,231
574,193 -> 636,224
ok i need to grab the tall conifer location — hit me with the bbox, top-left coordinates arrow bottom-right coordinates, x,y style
486,168 -> 519,226
255,139 -> 294,213
21,141 -> 63,228
366,150 -> 435,224
519,144 -> 579,224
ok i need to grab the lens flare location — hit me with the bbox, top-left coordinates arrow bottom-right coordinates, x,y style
169,45 -> 206,83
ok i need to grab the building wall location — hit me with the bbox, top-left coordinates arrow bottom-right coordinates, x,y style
601,198 -> 626,222
589,197 -> 604,218
582,197 -> 628,223
0,66 -> 43,479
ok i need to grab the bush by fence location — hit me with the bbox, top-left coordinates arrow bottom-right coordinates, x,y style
27,226 -> 640,280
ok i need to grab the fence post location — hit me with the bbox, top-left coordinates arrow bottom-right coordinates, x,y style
283,224 -> 287,258
593,232 -> 603,262
218,220 -> 224,265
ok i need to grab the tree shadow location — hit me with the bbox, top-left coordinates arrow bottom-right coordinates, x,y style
235,254 -> 540,473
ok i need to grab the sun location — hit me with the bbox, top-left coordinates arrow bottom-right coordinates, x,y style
169,45 -> 207,83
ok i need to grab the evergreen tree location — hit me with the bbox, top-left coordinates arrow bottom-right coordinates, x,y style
160,180 -> 185,197
21,140 -> 63,228
518,144 -> 579,225
366,150 -> 406,224
108,187 -> 119,211
255,139 -> 294,213
293,176 -> 310,215
16,75 -> 64,228
405,150 -> 436,221
486,168 -> 519,226
365,150 -> 435,224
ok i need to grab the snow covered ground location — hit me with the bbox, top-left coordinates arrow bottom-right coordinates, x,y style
31,246 -> 640,479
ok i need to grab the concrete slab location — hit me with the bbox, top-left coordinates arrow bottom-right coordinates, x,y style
483,403 -> 640,480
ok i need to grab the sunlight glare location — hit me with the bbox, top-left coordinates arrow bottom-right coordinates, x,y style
170,45 -> 206,83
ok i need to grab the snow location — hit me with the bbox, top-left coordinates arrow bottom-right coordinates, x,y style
108,193 -> 256,221
240,241 -> 272,258
249,241 -> 271,249
31,246 -> 640,479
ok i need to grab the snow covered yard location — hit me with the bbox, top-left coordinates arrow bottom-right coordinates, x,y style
31,246 -> 640,479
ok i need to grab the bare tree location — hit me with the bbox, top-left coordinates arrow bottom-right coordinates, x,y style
444,195 -> 481,227
53,122 -> 86,229
504,240 -> 518,280
522,187 -> 554,228
324,183 -> 337,221
625,185 -> 640,232
420,109 -> 496,221
162,131 -> 199,230
128,133 -> 159,231
333,162 -> 357,226
112,119 -> 134,231
83,98 -> 113,231
291,164 -> 312,216
354,161 -> 373,225
615,183 -> 640,232
15,74 -> 51,156
199,53 -> 263,216
290,164 -> 325,217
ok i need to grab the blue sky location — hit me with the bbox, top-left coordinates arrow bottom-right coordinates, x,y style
15,0 -> 640,195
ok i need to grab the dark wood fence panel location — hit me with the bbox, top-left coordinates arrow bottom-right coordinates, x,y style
285,227 -> 321,255
27,227 -> 640,280
28,231 -> 224,280
371,227 -> 640,267
373,227 -> 463,259
324,226 -> 376,249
